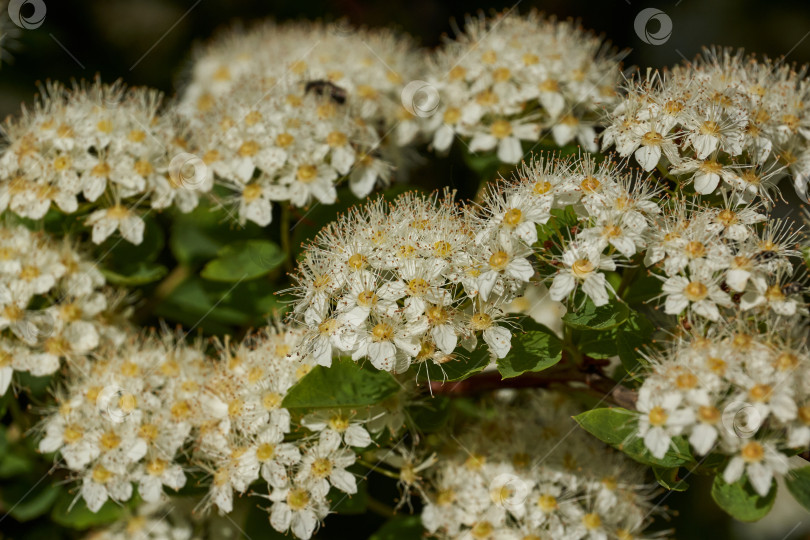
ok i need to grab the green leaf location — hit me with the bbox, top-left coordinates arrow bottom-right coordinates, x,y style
425,347 -> 491,383
653,466 -> 690,492
154,277 -> 291,335
50,491 -> 126,530
201,239 -> 285,282
711,475 -> 777,522
497,318 -> 563,378
408,396 -> 452,433
0,451 -> 35,478
616,311 -> 655,375
535,206 -> 579,245
574,328 -> 618,359
97,215 -> 164,264
563,299 -> 629,331
622,270 -> 662,305
369,516 -> 426,540
785,466 -> 810,513
242,498 -> 288,539
100,261 -> 167,286
573,407 -> 693,468
170,201 -> 269,266
329,482 -> 368,514
282,358 -> 401,409
7,483 -> 60,521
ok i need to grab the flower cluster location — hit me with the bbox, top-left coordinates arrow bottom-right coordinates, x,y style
635,316 -> 809,497
290,190 -> 528,374
179,19 -> 421,145
0,80 -> 210,244
0,224 -> 128,394
38,324 -> 392,540
185,79 -> 393,226
412,391 -> 663,539
83,503 -> 197,540
602,48 -> 810,203
481,154 -> 662,309
422,11 -> 622,162
647,198 -> 806,321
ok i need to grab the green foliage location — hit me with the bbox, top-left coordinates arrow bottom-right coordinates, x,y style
100,261 -> 168,285
496,318 -> 563,378
282,358 -> 402,409
330,482 -> 368,514
785,466 -> 810,513
711,475 -> 777,522
573,407 -> 693,468
369,516 -> 426,539
562,299 -> 629,330
653,466 -> 690,492
50,491 -> 128,530
200,239 -> 285,282
170,202 -> 267,266
615,311 -> 655,375
154,276 -> 289,334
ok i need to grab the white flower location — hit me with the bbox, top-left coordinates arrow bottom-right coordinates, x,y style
722,441 -> 788,497
469,120 -> 539,164
636,388 -> 695,459
296,430 -> 358,495
549,244 -> 616,307
86,204 -> 145,245
661,261 -> 731,320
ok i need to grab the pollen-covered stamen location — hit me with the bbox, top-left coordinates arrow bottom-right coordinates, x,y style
242,183 -> 263,202
488,250 -> 510,271
641,131 -> 663,146
648,406 -> 668,427
571,259 -> 594,279
470,313 -> 493,331
580,176 -> 600,193
357,290 -> 378,307
311,457 -> 333,478
503,208 -> 522,227
490,120 -> 513,139
684,241 -> 705,258
698,406 -> 721,424
287,488 -> 310,510
256,443 -> 276,461
740,441 -> 765,463
407,278 -> 430,296
371,322 -> 394,342
683,281 -> 709,302
297,165 -> 318,183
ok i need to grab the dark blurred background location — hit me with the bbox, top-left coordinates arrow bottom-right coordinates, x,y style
0,0 -> 809,539
2,0 -> 810,117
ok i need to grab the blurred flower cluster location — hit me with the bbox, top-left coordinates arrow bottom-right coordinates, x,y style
411,391 -> 663,539
37,323 -> 400,539
0,223 -> 129,393
421,11 -> 622,162
0,81 -> 206,244
602,48 -> 810,203
636,315 -> 809,497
